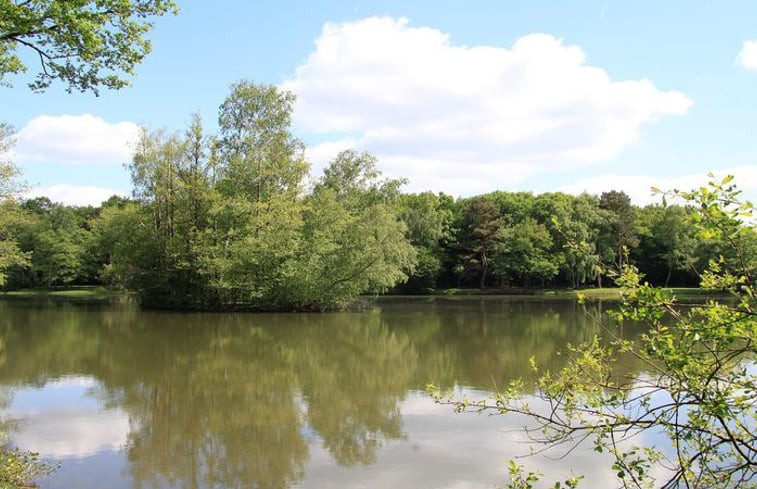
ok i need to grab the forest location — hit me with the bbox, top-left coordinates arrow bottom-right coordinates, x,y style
1,82 -> 756,310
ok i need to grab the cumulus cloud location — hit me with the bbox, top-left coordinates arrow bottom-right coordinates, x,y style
304,138 -> 357,171
557,166 -> 757,206
284,17 -> 692,195
12,408 -> 129,459
9,377 -> 130,459
14,114 -> 139,165
26,184 -> 127,206
737,40 -> 757,71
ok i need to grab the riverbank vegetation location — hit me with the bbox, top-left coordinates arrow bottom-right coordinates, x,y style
3,85 -> 757,309
432,177 -> 757,488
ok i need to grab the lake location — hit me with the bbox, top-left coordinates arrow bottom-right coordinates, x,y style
0,296 -> 642,488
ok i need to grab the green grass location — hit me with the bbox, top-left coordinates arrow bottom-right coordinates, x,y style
410,287 -> 728,301
576,287 -> 728,300
2,285 -> 120,300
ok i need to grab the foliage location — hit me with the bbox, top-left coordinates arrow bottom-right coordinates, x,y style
599,190 -> 639,268
0,124 -> 27,288
0,108 -> 725,295
635,205 -> 699,287
397,191 -> 454,291
99,83 -> 416,309
504,461 -> 583,489
459,197 -> 502,288
269,150 -> 415,308
494,217 -> 560,286
217,80 -> 308,201
0,124 -> 20,197
0,448 -> 56,489
0,172 -> 734,295
0,0 -> 178,94
430,176 -> 757,488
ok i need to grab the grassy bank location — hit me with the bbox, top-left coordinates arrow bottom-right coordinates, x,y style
412,287 -> 727,301
2,285 -> 725,305
2,286 -> 122,300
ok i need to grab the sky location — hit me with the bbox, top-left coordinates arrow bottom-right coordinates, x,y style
3,0 -> 757,206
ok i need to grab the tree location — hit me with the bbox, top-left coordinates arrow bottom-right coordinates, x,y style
653,205 -> 699,286
537,192 -> 603,288
459,198 -> 502,288
431,176 -> 757,489
11,200 -> 98,287
0,123 -> 27,287
494,217 -> 560,287
0,0 -> 178,94
108,87 -> 415,310
279,150 -> 416,309
398,192 -> 453,291
600,190 -> 639,268
217,81 -> 308,202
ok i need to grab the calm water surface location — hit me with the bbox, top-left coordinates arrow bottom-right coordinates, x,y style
0,296 -> 642,488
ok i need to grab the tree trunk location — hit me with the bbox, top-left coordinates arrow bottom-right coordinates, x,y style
664,265 -> 672,287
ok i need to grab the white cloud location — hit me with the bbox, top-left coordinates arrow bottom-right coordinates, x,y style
557,165 -> 757,206
305,138 -> 357,175
26,184 -> 127,206
13,114 -> 139,165
12,409 -> 129,459
737,40 -> 757,71
284,17 -> 692,195
8,377 -> 130,459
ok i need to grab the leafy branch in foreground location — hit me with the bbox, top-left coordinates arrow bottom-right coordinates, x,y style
429,175 -> 756,489
0,0 -> 178,94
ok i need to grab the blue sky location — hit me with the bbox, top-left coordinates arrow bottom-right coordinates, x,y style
3,0 -> 757,206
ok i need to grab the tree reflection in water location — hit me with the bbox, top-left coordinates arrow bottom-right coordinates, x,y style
0,298 -> 643,488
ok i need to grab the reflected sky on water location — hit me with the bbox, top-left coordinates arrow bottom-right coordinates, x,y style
0,297 -> 643,488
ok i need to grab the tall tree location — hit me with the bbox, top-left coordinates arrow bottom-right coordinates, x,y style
599,190 -> 639,268
0,0 -> 178,93
494,217 -> 560,287
217,81 -> 308,203
653,205 -> 699,286
536,192 -> 603,288
280,150 -> 416,308
0,123 -> 27,287
398,192 -> 453,291
459,198 -> 502,288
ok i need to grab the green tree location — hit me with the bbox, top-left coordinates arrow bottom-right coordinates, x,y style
494,217 -> 560,287
94,200 -> 160,291
397,191 -> 453,291
6,199 -> 100,288
433,176 -> 757,489
278,150 -> 416,309
599,190 -> 639,268
652,205 -> 699,286
108,87 -> 415,310
0,0 -> 177,93
0,123 -> 27,288
459,197 -> 502,288
124,122 -> 214,304
217,81 -> 308,203
536,192 -> 603,288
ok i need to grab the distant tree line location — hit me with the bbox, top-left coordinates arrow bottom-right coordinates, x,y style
397,186 -> 757,292
2,82 -> 756,309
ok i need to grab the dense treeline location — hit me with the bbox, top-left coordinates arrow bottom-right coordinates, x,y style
2,82 -> 756,308
397,187 -> 757,291
1,82 -> 416,310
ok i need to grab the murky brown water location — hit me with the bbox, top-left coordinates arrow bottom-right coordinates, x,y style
0,296 -> 640,488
